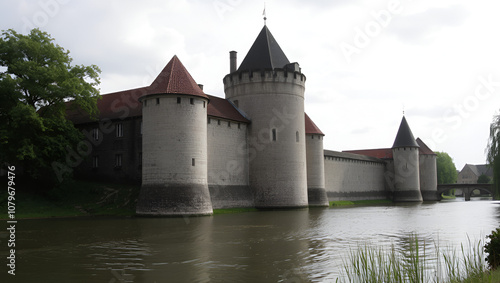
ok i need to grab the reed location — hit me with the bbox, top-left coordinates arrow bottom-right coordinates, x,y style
338,234 -> 490,283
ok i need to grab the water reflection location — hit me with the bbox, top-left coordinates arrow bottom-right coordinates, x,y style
10,201 -> 500,282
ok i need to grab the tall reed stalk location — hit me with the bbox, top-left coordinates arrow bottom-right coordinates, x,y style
339,235 -> 488,283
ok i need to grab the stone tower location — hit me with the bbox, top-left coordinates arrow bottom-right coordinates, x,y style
136,55 -> 213,216
417,138 -> 438,201
305,114 -> 329,207
223,25 -> 308,208
391,116 -> 422,201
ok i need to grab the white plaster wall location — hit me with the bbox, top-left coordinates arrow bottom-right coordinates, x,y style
324,156 -> 386,200
207,119 -> 249,186
142,95 -> 208,185
306,134 -> 325,189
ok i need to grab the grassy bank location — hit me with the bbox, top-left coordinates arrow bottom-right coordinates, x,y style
0,179 -> 140,219
330,199 -> 393,207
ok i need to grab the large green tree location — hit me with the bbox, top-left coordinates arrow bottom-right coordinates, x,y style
487,112 -> 500,199
0,28 -> 100,186
436,152 -> 457,184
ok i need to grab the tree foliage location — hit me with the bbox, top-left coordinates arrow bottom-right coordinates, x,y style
0,28 -> 100,186
477,174 -> 491,184
436,152 -> 457,184
487,112 -> 500,199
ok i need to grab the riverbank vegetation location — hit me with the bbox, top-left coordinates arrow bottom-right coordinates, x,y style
329,199 -> 393,207
338,234 -> 500,283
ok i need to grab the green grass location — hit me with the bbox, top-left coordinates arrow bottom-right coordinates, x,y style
0,179 -> 140,219
330,199 -> 393,207
213,207 -> 259,214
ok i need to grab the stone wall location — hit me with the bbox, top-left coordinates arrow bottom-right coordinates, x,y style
324,150 -> 388,200
207,117 -> 253,208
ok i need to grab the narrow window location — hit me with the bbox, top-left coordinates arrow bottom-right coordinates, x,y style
311,135 -> 314,139
228,121 -> 231,127
177,97 -> 181,104
203,101 -> 206,108
92,128 -> 99,141
218,120 -> 221,125
272,128 -> 277,141
140,121 -> 143,135
190,98 -> 194,105
208,118 -> 211,124
156,98 -> 160,105
143,100 -> 147,107
92,156 -> 99,168
238,123 -> 241,129
116,123 -> 123,137
115,154 -> 122,167
192,158 -> 195,166
296,131 -> 299,142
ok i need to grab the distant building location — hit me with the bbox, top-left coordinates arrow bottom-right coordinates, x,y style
457,164 -> 493,184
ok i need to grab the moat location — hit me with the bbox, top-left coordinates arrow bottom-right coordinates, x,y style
10,199 -> 500,282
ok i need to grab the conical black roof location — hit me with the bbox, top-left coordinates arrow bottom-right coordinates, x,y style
392,116 -> 419,148
237,25 -> 290,72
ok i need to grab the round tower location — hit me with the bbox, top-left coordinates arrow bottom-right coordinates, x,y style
416,138 -> 438,201
223,25 -> 308,208
391,116 -> 423,202
305,114 -> 329,207
136,55 -> 213,216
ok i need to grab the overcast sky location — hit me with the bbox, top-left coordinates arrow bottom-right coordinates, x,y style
2,0 -> 500,170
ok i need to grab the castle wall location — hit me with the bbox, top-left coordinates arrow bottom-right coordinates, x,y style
324,150 -> 388,201
207,117 -> 253,208
419,154 -> 438,200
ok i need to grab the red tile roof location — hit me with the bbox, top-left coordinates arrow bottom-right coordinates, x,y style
147,55 -> 208,99
305,113 -> 324,135
207,95 -> 249,123
416,138 -> 436,155
344,148 -> 394,159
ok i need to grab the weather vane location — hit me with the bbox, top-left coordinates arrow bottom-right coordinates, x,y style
262,3 -> 267,25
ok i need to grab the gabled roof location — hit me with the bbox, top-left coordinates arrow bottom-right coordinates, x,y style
207,95 -> 249,123
392,116 -> 419,148
462,164 -> 493,178
147,55 -> 207,99
416,138 -> 436,155
305,113 -> 324,135
237,25 -> 290,72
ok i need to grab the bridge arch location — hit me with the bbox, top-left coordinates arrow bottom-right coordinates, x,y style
437,184 -> 493,201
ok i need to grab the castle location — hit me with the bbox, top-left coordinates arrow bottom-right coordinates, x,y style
67,25 -> 438,216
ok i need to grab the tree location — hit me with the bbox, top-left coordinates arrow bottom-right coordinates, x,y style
436,152 -> 457,184
477,174 -> 491,184
487,112 -> 500,199
0,28 -> 100,186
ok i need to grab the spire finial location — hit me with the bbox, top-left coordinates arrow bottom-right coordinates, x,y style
402,104 -> 405,116
262,3 -> 267,25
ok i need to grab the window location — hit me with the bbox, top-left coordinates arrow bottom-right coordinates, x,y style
218,120 -> 221,125
92,128 -> 99,141
203,101 -> 206,108
140,121 -> 143,135
156,98 -> 160,105
208,118 -> 211,124
238,123 -> 241,129
177,97 -> 181,104
228,121 -> 231,127
143,100 -> 147,107
190,98 -> 194,105
272,129 -> 277,141
192,158 -> 195,166
115,154 -> 122,167
92,156 -> 99,168
296,131 -> 299,142
116,123 -> 123,137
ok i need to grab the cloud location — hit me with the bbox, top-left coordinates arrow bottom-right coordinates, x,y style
388,5 -> 470,44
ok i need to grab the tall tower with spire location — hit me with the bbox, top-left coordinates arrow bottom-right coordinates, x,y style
136,55 -> 213,216
391,116 -> 423,202
223,26 -> 308,208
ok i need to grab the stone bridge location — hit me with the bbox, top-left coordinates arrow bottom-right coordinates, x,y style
437,183 -> 494,201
